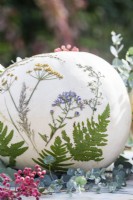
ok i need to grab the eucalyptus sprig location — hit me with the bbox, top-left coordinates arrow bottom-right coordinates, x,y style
110,31 -> 133,91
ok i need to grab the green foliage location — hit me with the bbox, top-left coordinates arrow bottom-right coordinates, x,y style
33,136 -> 73,172
44,155 -> 56,165
114,155 -> 132,170
0,160 -> 17,180
110,31 -> 133,91
62,104 -> 110,162
0,121 -> 28,167
1,0 -> 133,65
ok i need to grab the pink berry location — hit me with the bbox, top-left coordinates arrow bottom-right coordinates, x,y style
15,179 -> 20,184
42,170 -> 46,175
18,170 -> 22,174
35,164 -> 40,169
37,172 -> 41,176
6,183 -> 10,187
20,177 -> 25,181
30,177 -> 34,182
37,167 -> 41,172
14,173 -> 18,177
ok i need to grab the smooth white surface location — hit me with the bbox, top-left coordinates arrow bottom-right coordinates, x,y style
0,52 -> 131,169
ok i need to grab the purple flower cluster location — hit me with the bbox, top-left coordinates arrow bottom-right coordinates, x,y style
52,91 -> 84,110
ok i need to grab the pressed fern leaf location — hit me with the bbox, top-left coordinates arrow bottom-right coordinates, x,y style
33,136 -> 73,172
62,104 -> 110,162
0,121 -> 28,166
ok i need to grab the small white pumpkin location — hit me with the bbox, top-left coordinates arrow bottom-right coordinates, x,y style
0,49 -> 131,171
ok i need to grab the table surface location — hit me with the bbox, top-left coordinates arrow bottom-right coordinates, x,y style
22,175 -> 133,200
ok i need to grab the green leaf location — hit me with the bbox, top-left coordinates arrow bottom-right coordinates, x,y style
10,146 -> 28,157
10,141 -> 24,149
0,122 -> 3,132
127,47 -> 133,56
128,72 -> 133,88
112,58 -> 123,68
62,104 -> 110,162
33,136 -> 73,172
59,124 -> 66,129
0,121 -> 28,167
39,133 -> 48,142
44,155 -> 56,165
3,130 -> 13,146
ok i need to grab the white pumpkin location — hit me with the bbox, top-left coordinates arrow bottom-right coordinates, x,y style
0,51 -> 131,171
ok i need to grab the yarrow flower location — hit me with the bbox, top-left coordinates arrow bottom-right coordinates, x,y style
26,63 -> 63,80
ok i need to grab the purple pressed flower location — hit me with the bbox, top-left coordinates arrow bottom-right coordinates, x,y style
50,110 -> 54,114
78,102 -> 85,110
52,91 -> 84,109
74,111 -> 80,117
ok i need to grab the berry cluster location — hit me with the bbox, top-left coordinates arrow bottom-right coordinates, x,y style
0,165 -> 46,200
0,173 -> 16,199
54,44 -> 79,52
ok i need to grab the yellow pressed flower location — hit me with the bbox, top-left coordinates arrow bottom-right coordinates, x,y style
34,67 -> 42,71
26,70 -> 32,73
34,63 -> 63,79
43,64 -> 49,67
44,67 -> 52,72
35,63 -> 43,67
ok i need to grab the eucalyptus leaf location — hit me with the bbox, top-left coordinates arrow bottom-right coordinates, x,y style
67,168 -> 76,176
127,47 -> 133,56
111,32 -> 122,45
74,168 -> 85,176
75,176 -> 87,187
43,155 -> 56,165
41,175 -> 52,187
112,58 -> 123,68
66,179 -> 77,191
61,174 -> 71,182
126,56 -> 133,66
110,46 -> 118,57
128,72 -> 133,88
118,44 -> 124,53
108,182 -> 117,193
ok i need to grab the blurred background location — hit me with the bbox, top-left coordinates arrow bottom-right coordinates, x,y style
0,0 -> 133,66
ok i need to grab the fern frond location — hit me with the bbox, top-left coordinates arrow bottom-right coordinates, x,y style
33,136 -> 73,172
62,104 -> 110,162
3,130 -> 13,146
9,146 -> 28,157
0,122 -> 3,132
0,121 -> 28,167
